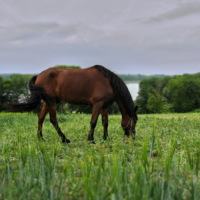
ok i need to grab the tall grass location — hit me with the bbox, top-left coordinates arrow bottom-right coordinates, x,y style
1,112 -> 200,199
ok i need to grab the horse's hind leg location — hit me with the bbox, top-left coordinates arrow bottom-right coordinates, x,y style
101,108 -> 109,140
49,104 -> 70,143
38,102 -> 49,140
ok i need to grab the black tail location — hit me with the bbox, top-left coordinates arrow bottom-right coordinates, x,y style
4,76 -> 45,112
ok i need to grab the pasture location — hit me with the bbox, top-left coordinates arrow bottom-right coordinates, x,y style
0,112 -> 200,199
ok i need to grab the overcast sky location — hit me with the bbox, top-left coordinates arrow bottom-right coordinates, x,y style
0,0 -> 200,74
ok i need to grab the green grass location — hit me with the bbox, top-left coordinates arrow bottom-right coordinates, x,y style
1,112 -> 200,199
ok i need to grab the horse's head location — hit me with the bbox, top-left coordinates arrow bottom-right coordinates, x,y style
122,106 -> 138,140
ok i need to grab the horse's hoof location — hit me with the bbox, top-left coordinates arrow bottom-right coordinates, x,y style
39,138 -> 45,142
62,138 -> 70,143
88,140 -> 96,144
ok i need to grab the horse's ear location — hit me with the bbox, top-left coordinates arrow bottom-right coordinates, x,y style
134,106 -> 138,113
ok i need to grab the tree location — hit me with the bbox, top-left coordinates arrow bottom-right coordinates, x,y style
147,90 -> 165,113
9,74 -> 32,103
0,76 -> 4,110
54,65 -> 81,69
0,74 -> 33,111
135,78 -> 161,113
2,78 -> 11,103
166,74 -> 200,112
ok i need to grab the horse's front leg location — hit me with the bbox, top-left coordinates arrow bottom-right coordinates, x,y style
88,102 -> 103,143
101,107 -> 109,140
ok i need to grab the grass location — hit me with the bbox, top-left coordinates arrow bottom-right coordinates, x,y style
1,112 -> 200,199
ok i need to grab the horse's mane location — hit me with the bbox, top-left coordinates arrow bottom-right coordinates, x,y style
94,65 -> 135,117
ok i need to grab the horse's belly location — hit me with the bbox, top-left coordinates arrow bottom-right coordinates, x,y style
57,85 -> 114,105
57,87 -> 93,105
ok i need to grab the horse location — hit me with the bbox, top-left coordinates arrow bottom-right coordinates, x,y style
4,65 -> 138,143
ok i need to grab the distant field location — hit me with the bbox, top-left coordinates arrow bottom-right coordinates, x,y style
0,112 -> 200,199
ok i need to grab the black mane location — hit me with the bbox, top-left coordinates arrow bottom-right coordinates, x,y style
94,65 -> 135,117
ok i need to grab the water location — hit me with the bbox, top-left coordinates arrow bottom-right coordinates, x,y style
126,82 -> 139,100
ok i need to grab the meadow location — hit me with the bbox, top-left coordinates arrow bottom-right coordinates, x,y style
0,112 -> 200,200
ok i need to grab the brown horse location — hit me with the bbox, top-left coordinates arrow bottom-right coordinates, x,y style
5,65 -> 138,143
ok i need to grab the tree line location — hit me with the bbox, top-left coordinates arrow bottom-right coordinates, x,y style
118,74 -> 168,82
1,72 -> 171,83
135,73 -> 200,113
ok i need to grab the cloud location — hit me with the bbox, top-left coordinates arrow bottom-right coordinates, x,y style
146,2 -> 200,23
0,0 -> 200,74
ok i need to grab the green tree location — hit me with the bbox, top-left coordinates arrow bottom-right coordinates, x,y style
0,76 -> 4,110
2,78 -> 11,103
166,74 -> 200,112
9,74 -> 32,103
135,76 -> 173,114
135,78 -> 160,113
54,65 -> 81,69
147,90 -> 165,113
0,74 -> 32,111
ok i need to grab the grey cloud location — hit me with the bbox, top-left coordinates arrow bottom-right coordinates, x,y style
146,2 -> 200,23
1,39 -> 199,74
0,0 -> 200,75
0,22 -> 83,47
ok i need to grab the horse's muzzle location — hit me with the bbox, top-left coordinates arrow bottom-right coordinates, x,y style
131,130 -> 136,141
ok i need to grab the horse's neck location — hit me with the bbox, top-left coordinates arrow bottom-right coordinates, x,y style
116,98 -> 129,122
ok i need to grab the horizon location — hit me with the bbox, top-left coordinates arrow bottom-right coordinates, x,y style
1,70 -> 199,76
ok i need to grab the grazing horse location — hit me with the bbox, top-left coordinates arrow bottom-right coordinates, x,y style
5,65 -> 138,143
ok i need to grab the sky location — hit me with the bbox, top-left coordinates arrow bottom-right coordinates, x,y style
0,0 -> 200,75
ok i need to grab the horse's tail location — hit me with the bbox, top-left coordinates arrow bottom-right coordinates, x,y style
4,76 -> 45,112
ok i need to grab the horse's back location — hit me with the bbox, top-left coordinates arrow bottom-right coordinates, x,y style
35,66 -> 115,105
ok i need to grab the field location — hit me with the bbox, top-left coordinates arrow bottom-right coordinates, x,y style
1,112 -> 200,200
